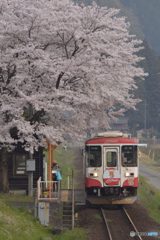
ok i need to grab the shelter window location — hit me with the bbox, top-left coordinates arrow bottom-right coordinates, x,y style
14,153 -> 28,175
85,146 -> 101,167
122,145 -> 137,167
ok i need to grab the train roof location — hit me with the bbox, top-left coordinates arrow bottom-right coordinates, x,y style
85,131 -> 137,145
86,137 -> 137,145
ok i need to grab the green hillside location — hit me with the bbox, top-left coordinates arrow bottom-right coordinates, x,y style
120,0 -> 160,54
77,0 -> 160,54
125,39 -> 160,134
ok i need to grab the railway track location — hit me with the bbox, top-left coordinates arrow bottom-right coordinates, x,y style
101,206 -> 143,240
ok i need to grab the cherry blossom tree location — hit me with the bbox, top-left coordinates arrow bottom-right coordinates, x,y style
0,0 -> 147,192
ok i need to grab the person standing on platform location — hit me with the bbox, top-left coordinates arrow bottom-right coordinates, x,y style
51,161 -> 62,191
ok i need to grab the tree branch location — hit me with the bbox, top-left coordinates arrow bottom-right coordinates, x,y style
56,72 -> 64,89
30,109 -> 45,124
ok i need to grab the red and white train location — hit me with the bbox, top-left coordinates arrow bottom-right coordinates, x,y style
84,131 -> 139,205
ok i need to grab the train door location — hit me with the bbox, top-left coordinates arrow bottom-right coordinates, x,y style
103,147 -> 121,186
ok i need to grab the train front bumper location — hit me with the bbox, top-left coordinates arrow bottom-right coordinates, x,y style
87,195 -> 137,204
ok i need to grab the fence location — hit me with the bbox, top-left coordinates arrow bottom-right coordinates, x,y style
63,141 -> 84,148
138,138 -> 160,147
37,177 -> 60,202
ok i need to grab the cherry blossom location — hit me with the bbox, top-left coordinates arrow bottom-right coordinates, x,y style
0,0 -> 147,152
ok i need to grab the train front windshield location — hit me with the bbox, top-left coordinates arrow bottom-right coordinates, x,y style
85,146 -> 101,167
122,145 -> 137,167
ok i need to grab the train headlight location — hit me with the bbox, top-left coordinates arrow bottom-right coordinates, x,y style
89,172 -> 98,177
125,172 -> 130,177
94,172 -> 98,177
125,172 -> 134,177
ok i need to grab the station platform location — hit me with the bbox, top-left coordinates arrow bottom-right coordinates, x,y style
60,189 -> 85,204
39,189 -> 86,205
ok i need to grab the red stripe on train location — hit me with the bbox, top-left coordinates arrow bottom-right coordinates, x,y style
86,178 -> 102,187
122,177 -> 138,187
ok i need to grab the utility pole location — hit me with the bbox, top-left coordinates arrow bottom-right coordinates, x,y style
63,143 -> 66,165
144,99 -> 146,130
28,153 -> 33,197
143,99 -> 148,130
28,104 -> 34,197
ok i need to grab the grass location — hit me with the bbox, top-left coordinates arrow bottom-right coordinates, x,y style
106,218 -> 112,223
138,147 -> 160,223
139,147 -> 160,175
0,145 -> 88,240
0,193 -> 34,203
94,214 -> 103,222
0,191 -> 88,240
140,146 -> 160,167
139,152 -> 155,167
54,228 -> 89,240
94,213 -> 112,223
0,198 -> 54,240
137,174 -> 160,224
147,168 -> 160,174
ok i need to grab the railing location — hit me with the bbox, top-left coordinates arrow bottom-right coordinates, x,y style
138,138 -> 160,146
37,177 -> 60,202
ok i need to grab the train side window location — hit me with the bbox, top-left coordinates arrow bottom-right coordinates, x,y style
122,145 -> 137,167
107,152 -> 117,167
85,146 -> 101,167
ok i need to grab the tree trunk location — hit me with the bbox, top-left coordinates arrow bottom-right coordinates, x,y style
0,147 -> 9,193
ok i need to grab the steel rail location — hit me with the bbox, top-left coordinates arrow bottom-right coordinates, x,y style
101,207 -> 113,240
123,207 -> 143,240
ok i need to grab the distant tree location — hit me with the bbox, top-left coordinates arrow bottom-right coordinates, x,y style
126,39 -> 160,133
120,0 -> 160,55
0,0 -> 147,192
